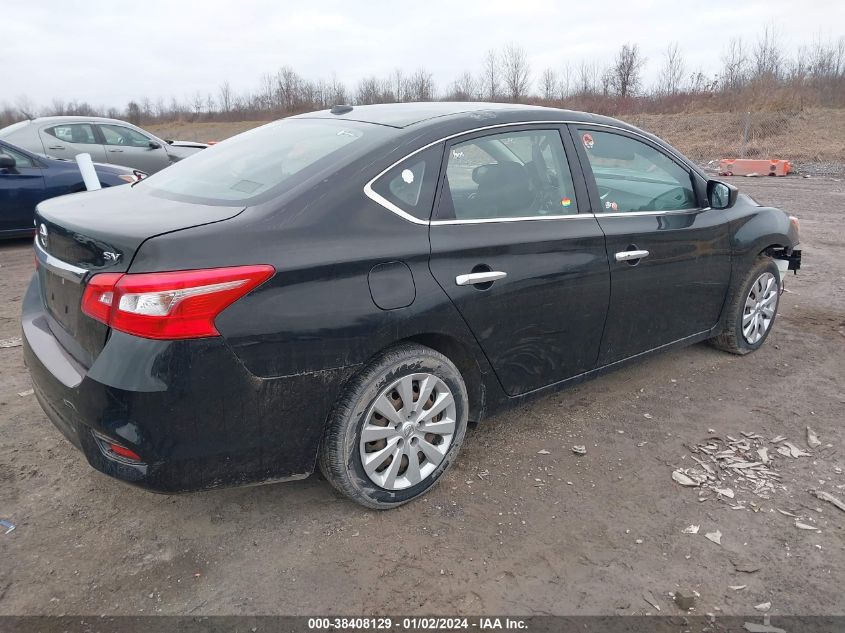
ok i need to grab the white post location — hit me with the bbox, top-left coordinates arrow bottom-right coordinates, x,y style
75,153 -> 101,191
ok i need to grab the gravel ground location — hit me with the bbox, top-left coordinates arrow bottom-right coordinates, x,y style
0,176 -> 843,616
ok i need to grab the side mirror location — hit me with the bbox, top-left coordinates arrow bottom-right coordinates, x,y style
707,179 -> 738,210
0,154 -> 16,169
148,141 -> 162,150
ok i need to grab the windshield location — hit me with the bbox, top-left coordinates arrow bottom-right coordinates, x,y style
140,118 -> 385,205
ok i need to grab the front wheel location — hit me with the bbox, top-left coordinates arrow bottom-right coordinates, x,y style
319,343 -> 468,509
710,256 -> 781,355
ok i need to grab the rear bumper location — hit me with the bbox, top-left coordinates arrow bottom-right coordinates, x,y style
22,273 -> 355,493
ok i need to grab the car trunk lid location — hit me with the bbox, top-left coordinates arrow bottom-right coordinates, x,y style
34,186 -> 244,367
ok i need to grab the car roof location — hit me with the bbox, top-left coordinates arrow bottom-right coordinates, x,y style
17,115 -> 137,126
294,101 -> 631,130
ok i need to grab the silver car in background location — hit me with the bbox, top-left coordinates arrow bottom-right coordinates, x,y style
0,116 -> 207,174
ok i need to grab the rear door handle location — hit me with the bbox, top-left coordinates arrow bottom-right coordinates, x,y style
108,149 -> 123,153
615,250 -> 649,262
456,271 -> 507,286
47,145 -> 65,150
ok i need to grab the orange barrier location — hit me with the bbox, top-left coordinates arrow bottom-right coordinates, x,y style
718,159 -> 792,177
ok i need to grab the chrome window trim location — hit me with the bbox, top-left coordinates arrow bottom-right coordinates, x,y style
362,119 -> 697,226
34,237 -> 88,283
594,207 -> 705,218
432,214 -> 592,226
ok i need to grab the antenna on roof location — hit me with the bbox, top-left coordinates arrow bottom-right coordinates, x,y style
330,104 -> 353,115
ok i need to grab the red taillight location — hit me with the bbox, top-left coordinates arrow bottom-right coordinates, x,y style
108,442 -> 142,461
81,265 -> 274,340
81,273 -> 123,324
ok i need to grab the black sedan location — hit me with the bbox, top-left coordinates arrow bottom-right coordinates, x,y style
0,139 -> 144,239
22,103 -> 801,508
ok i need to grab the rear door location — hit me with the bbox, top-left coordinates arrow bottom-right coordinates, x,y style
570,125 -> 732,364
39,123 -> 108,162
97,123 -> 170,173
427,125 -> 610,396
0,144 -> 44,233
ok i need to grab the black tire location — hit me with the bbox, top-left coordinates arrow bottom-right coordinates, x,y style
710,256 -> 781,355
319,343 -> 468,509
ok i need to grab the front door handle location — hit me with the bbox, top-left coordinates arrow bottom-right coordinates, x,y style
456,271 -> 507,286
108,149 -> 124,153
615,250 -> 650,262
47,145 -> 65,150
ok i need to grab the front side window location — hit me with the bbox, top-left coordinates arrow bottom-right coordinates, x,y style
0,145 -> 35,168
369,144 -> 442,221
46,124 -> 97,145
99,124 -> 152,148
578,129 -> 697,213
438,129 -> 577,221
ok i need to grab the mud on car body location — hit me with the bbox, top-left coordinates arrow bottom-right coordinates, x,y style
22,103 -> 800,508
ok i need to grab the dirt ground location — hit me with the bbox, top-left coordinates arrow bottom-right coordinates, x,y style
0,177 -> 843,616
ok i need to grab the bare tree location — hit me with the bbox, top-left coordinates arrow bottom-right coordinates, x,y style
576,60 -> 599,95
50,98 -> 66,116
356,76 -> 382,105
15,95 -> 36,119
219,81 -> 233,114
125,101 -> 142,125
405,68 -> 435,101
154,97 -> 167,120
753,24 -> 784,80
560,62 -> 573,99
600,67 -> 613,96
609,43 -> 645,98
501,43 -> 531,102
258,72 -> 274,111
275,66 -> 301,111
190,92 -> 204,119
721,37 -> 749,91
688,68 -> 717,95
328,73 -> 347,105
480,49 -> 500,100
391,69 -> 405,102
540,68 -> 558,100
658,42 -> 685,96
448,72 -> 478,101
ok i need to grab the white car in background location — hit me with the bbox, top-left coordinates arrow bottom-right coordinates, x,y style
0,116 -> 207,174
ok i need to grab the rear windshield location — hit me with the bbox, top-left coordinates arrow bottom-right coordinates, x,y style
140,118 -> 386,205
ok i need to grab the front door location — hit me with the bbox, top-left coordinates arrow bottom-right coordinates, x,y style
97,124 -> 169,174
571,126 -> 732,364
428,126 -> 610,396
0,145 -> 44,234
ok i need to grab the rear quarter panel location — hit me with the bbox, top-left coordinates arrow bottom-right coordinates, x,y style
128,174 -> 491,383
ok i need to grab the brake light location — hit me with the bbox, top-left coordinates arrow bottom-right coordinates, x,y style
81,265 -> 274,340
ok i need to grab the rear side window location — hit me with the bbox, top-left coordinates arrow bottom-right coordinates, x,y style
437,129 -> 577,221
46,124 -> 97,145
578,129 -> 697,213
141,119 -> 384,205
100,124 -> 152,148
369,144 -> 443,221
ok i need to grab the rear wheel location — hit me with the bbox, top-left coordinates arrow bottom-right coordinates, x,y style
319,343 -> 468,509
711,256 -> 781,355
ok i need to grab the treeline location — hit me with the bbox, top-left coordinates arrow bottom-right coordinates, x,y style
2,27 -> 844,129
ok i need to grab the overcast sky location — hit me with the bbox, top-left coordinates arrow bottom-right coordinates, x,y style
5,0 -> 844,109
